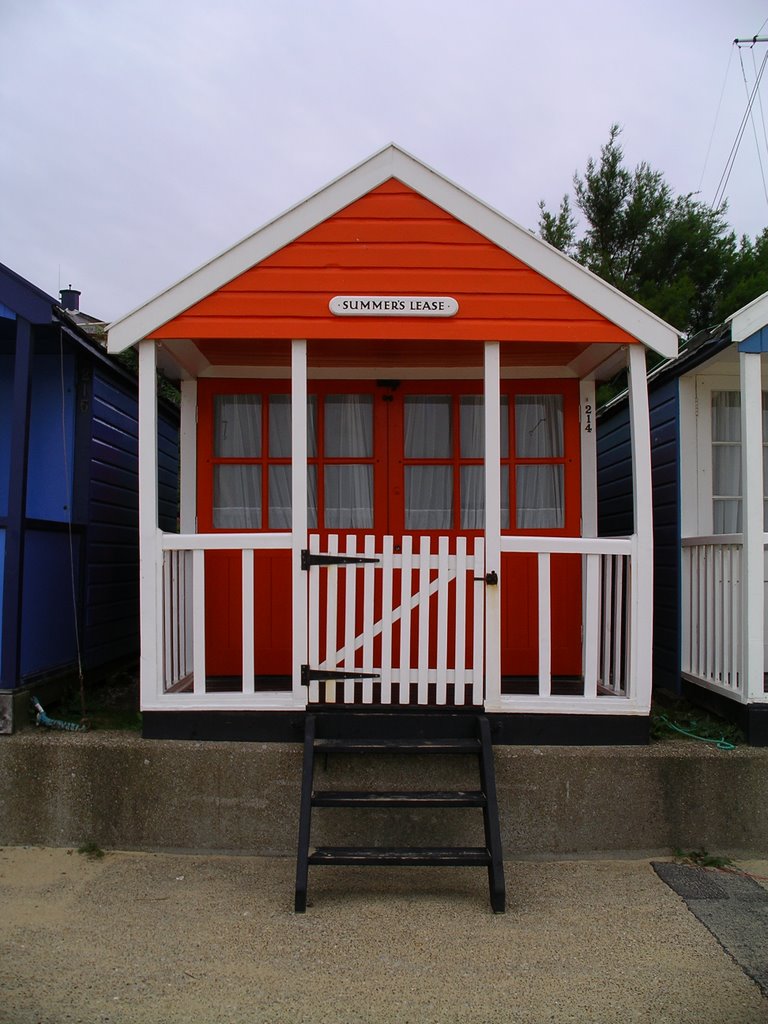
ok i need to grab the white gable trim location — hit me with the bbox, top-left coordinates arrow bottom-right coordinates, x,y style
729,289 -> 768,343
107,144 -> 679,359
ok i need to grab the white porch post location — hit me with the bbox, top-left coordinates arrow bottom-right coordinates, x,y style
740,350 -> 764,702
138,339 -> 161,705
291,340 -> 309,707
484,342 -> 502,710
579,380 -> 599,697
627,344 -> 653,709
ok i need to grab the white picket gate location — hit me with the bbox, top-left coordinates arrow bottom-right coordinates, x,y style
305,534 -> 486,706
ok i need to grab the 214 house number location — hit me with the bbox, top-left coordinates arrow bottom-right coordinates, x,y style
583,403 -> 593,433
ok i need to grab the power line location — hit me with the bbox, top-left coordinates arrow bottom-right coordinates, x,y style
712,49 -> 768,211
738,46 -> 768,206
698,46 -> 735,192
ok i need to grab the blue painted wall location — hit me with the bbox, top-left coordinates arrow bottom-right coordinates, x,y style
0,355 -> 12,519
0,528 -> 4,665
83,372 -> 140,667
596,408 -> 634,537
20,530 -> 81,676
26,353 -> 76,522
648,382 -> 682,693
158,404 -> 180,532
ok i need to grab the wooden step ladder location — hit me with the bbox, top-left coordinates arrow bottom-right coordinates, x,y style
294,711 -> 506,913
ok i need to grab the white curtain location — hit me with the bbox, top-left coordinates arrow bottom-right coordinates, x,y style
325,465 -> 373,527
215,395 -> 261,456
323,395 -> 373,527
405,396 -> 452,457
515,395 -> 563,457
214,464 -> 261,528
514,395 -> 564,528
325,394 -> 372,456
405,397 -> 452,528
458,396 -> 509,527
515,465 -> 564,529
213,396 -> 262,527
712,391 -> 743,533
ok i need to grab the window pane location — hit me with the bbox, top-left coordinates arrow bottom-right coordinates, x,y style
268,395 -> 317,457
714,498 -> 741,534
501,397 -> 509,459
501,465 -> 510,530
405,396 -> 452,457
515,395 -> 563,458
214,395 -> 261,457
516,465 -> 564,529
214,465 -> 261,528
325,395 -> 372,457
307,395 -> 318,457
713,445 -> 741,497
712,392 -> 740,442
405,465 -> 452,529
308,465 -> 318,529
459,396 -> 509,458
269,396 -> 291,457
460,466 -> 484,528
268,464 -> 291,528
268,465 -> 316,529
324,465 -> 373,528
460,397 -> 483,458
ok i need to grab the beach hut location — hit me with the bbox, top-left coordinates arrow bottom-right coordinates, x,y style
598,292 -> 768,744
0,263 -> 179,732
107,145 -> 677,743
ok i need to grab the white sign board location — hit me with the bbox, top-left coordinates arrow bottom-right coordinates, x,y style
329,296 -> 459,317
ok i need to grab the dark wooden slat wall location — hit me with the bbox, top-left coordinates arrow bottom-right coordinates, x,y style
597,380 -> 682,694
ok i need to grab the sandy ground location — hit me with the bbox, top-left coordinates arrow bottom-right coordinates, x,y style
0,847 -> 766,1024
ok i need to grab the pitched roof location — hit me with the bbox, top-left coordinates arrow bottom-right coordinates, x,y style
107,144 -> 679,358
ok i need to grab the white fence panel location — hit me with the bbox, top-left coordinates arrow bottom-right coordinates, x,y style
682,537 -> 743,696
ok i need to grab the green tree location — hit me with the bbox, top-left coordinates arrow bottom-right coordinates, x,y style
538,125 -> 743,337
716,228 -> 768,319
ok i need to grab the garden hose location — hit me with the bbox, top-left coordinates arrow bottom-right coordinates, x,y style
658,713 -> 735,750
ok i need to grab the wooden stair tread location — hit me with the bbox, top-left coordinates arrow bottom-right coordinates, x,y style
309,846 -> 491,866
311,790 -> 486,807
313,737 -> 481,754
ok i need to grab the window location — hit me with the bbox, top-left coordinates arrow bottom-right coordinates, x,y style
211,391 -> 317,530
711,390 -> 768,533
509,394 -> 565,530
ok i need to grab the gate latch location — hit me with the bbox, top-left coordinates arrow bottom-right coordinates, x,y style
474,570 -> 498,586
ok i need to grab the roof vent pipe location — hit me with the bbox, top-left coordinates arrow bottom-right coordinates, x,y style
59,286 -> 81,311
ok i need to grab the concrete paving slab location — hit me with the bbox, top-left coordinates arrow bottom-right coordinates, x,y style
0,848 -> 766,1024
653,862 -> 768,997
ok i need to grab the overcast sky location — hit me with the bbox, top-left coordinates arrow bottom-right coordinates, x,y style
2,0 -> 768,322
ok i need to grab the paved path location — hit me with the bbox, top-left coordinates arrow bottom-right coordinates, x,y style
653,861 -> 768,997
0,848 -> 766,1023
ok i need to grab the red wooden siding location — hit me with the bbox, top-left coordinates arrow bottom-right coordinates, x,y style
150,180 -> 638,346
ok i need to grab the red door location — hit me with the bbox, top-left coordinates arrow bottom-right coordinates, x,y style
197,379 -> 581,686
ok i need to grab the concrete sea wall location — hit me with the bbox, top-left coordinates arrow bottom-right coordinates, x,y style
1,731 -> 767,857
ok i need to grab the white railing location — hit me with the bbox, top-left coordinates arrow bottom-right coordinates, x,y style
681,536 -> 743,697
499,536 -> 635,702
159,532 -> 292,697
155,531 -> 640,712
